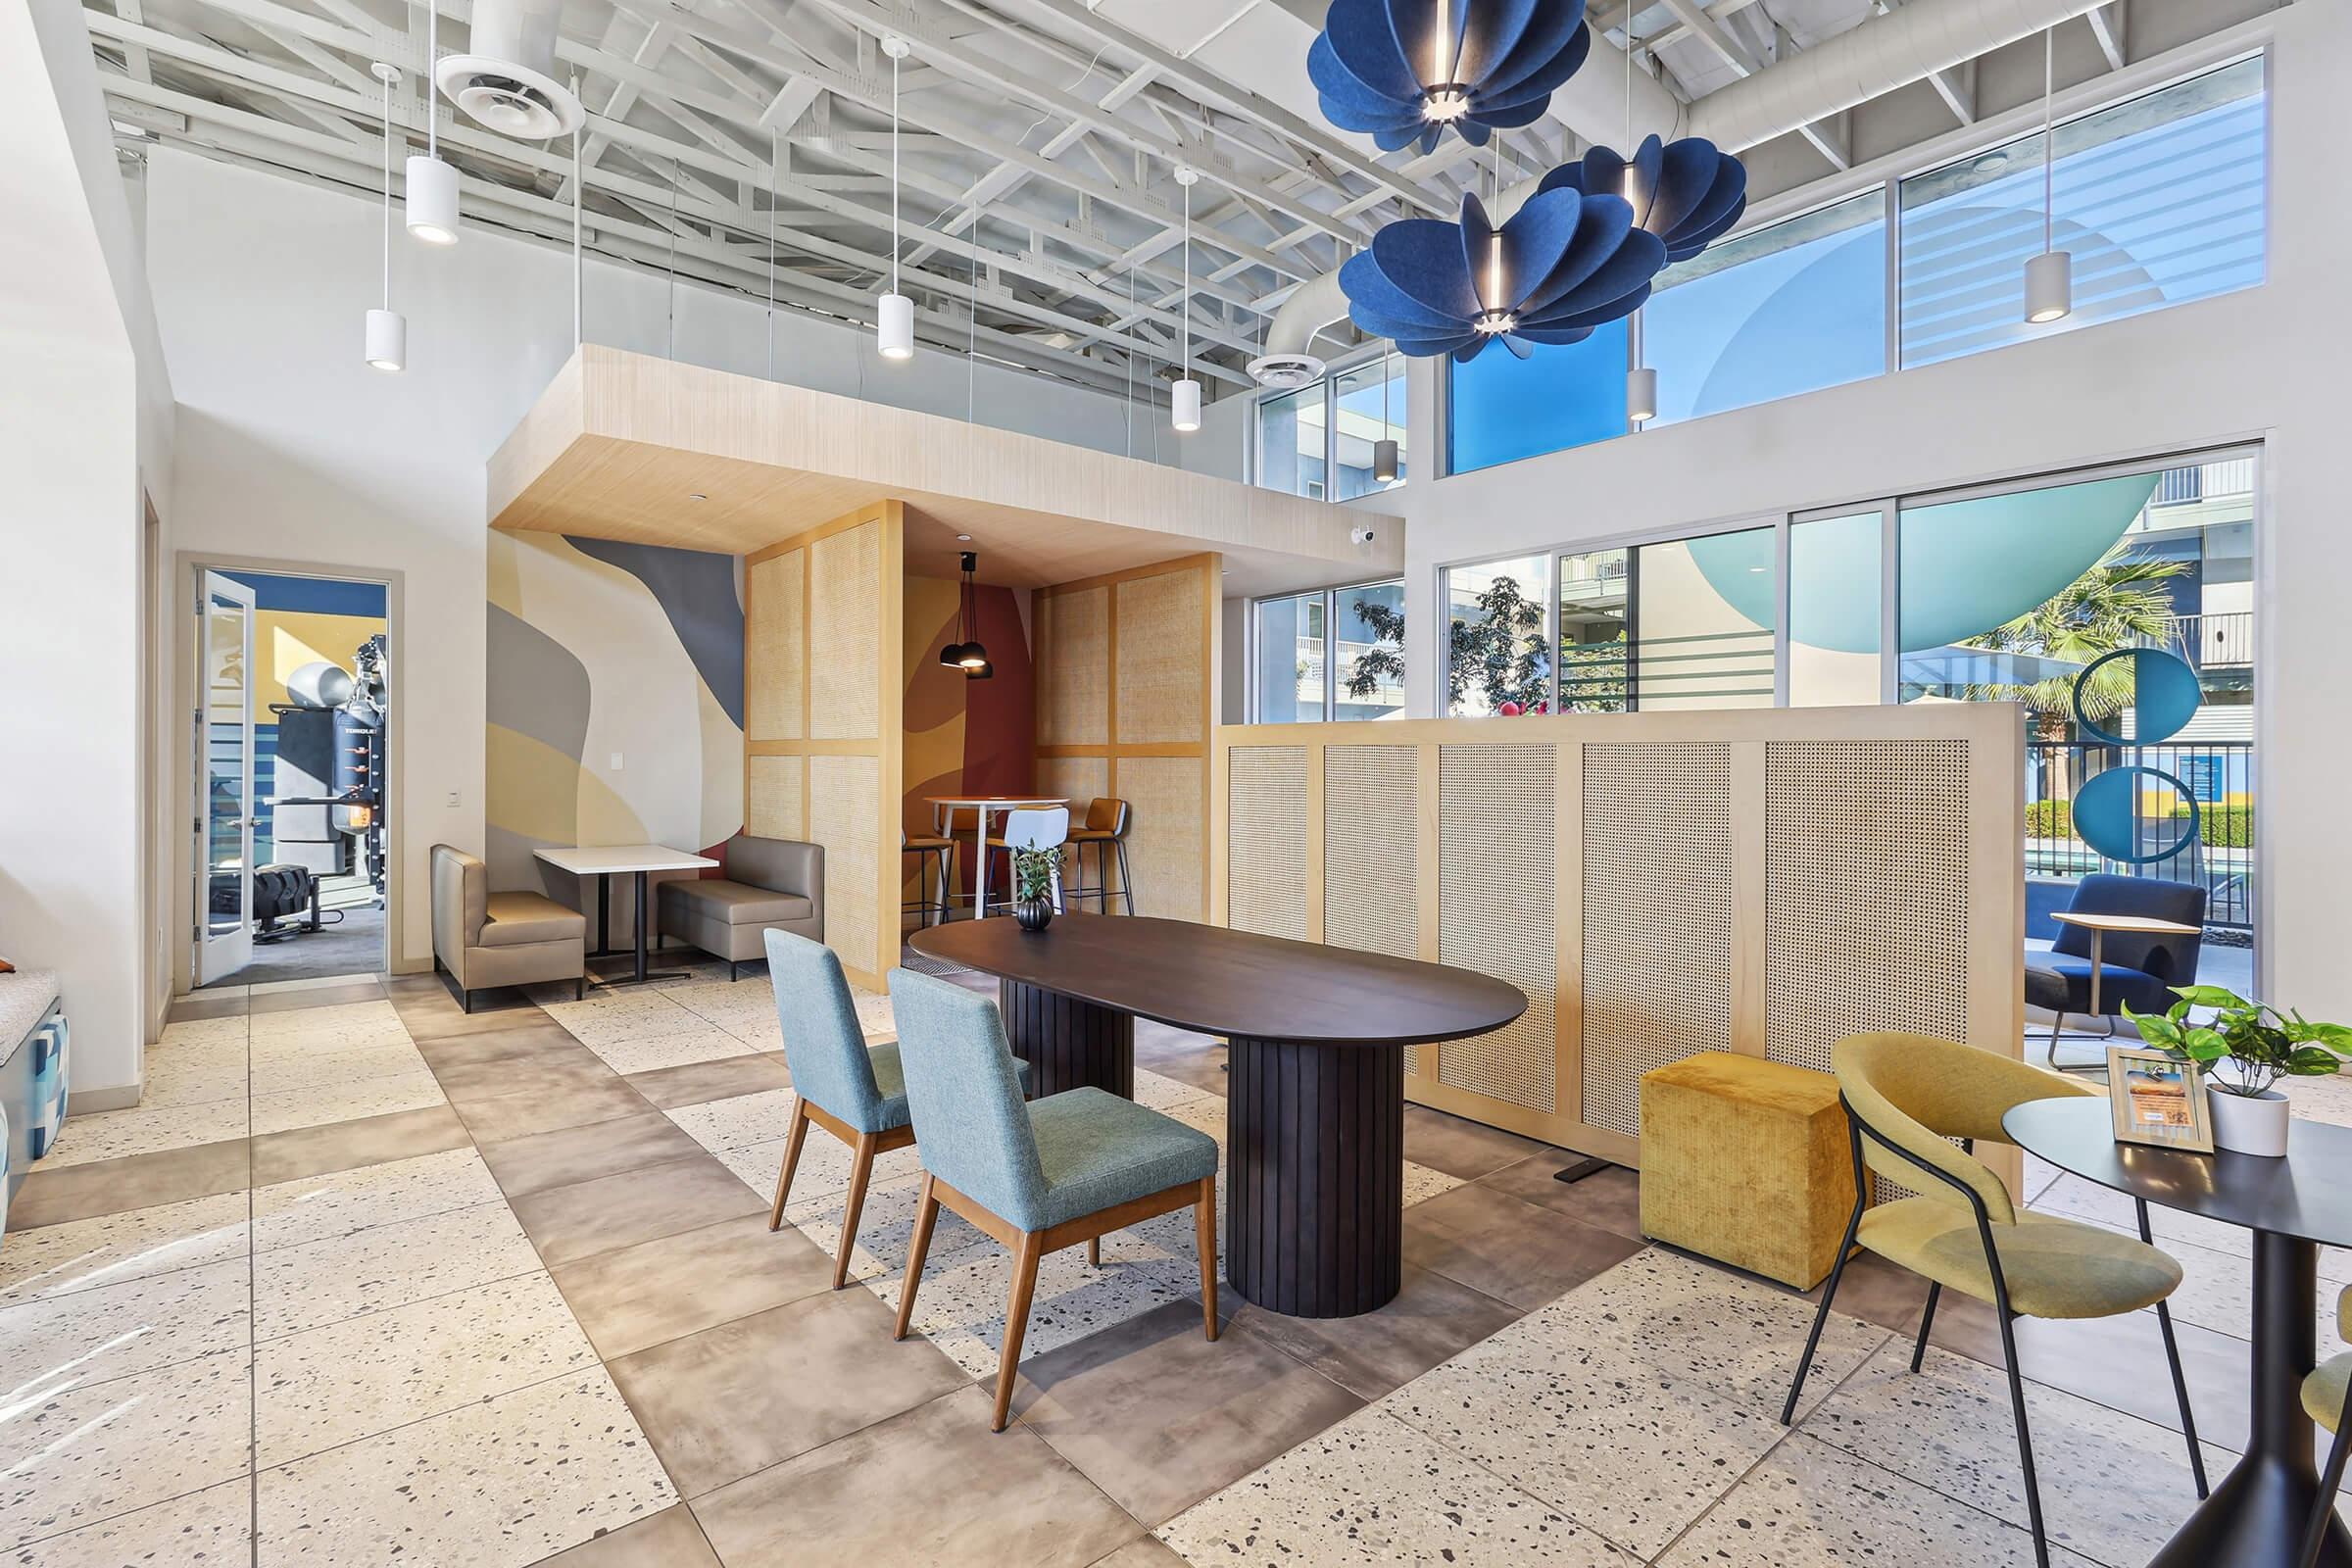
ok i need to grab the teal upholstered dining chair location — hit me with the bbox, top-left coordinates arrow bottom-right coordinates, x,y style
762,930 -> 1030,1289
885,966 -> 1221,1431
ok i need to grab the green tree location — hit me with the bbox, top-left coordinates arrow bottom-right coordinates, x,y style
1957,543 -> 2188,798
1346,575 -> 1549,712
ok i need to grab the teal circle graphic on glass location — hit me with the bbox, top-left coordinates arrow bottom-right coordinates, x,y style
2074,766 -> 2200,864
2072,646 -> 2201,746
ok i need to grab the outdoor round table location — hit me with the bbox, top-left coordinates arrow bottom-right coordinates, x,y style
2003,1097 -> 2352,1567
906,913 -> 1527,1318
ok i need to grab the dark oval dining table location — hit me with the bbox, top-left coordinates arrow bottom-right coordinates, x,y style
2004,1097 -> 2352,1568
906,913 -> 1527,1318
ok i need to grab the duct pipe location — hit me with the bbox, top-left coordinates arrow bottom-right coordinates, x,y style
1254,0 -> 2114,382
1689,0 -> 2113,152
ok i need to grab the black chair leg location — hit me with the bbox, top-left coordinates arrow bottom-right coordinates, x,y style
461,988 -> 473,1014
1911,1282 -> 1941,1373
2137,1200 -> 2209,1498
1785,1192 -> 1866,1426
574,976 -> 584,1003
1114,840 -> 1135,914
2302,1379 -> 2352,1568
728,959 -> 740,982
1994,1308 -> 2051,1568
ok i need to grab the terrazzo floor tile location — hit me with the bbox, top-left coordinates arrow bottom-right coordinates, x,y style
715,1015 -> 787,1052
1132,1069 -> 1218,1113
137,1035 -> 253,1109
0,1257 -> 249,1392
247,999 -> 402,1037
779,1170 -> 991,1285
530,1502 -> 720,1566
251,1147 -> 506,1253
1655,1432 -> 2103,1568
254,1200 -> 539,1341
0,1191 -> 250,1305
248,1068 -> 448,1137
12,1476 -> 252,1567
576,1025 -> 748,1076
255,1368 -> 676,1568
2132,1230 -> 2348,1344
256,1271 -> 598,1466
1534,1249 -> 1893,1422
1227,1264 -> 1527,1403
2029,1174 -> 2252,1258
1156,1404 -> 1637,1566
540,996 -> 711,1048
246,1039 -> 434,1098
42,1099 -> 251,1169
1378,1324 -> 1787,1557
876,1230 -> 1210,1381
664,1088 -> 802,1152
0,1350 -> 252,1549
1802,1339 -> 2227,1566
687,1384 -> 1136,1568
153,1015 -> 249,1050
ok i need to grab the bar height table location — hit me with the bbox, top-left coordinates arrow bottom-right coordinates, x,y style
922,796 -> 1066,920
907,913 -> 1525,1318
534,843 -> 719,987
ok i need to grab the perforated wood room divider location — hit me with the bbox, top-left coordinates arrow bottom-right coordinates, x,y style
1211,704 -> 2025,1174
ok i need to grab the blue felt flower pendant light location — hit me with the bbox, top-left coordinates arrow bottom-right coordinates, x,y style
1338,187 -> 1666,362
1536,134 -> 1748,263
1310,0 -> 1593,155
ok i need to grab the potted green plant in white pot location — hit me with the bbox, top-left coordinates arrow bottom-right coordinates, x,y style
2126,986 -> 2352,1156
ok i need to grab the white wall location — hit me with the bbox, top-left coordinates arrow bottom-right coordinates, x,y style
2,0 -> 174,1102
1365,4 -> 2343,1016
145,149 -> 1169,983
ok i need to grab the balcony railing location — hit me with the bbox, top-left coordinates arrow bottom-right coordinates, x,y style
2166,611 -> 2253,668
2025,740 -> 2253,931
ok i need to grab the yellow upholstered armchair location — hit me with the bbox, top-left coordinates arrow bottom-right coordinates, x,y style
1784,1032 -> 2207,1568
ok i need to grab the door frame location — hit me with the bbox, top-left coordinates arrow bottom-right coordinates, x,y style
171,551 -> 411,994
194,569 -> 258,985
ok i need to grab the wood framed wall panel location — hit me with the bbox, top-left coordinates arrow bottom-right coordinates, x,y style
745,548 -> 805,743
743,500 -> 904,991
1211,705 -> 2024,1173
747,755 -> 807,842
1226,746 -> 1309,941
1037,554 -> 1219,923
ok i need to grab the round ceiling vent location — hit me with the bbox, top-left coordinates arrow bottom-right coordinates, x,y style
436,55 -> 584,139
1248,353 -> 1327,390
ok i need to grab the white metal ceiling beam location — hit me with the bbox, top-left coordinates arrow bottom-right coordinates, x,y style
1663,0 -> 1850,171
2087,3 -> 2128,73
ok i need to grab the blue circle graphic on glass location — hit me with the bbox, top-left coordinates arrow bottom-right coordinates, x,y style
2074,766 -> 2200,865
2072,646 -> 2201,746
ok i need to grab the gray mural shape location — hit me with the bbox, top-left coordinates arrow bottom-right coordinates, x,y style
486,604 -> 593,763
566,536 -> 747,728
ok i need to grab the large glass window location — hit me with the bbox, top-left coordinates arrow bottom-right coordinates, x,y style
1899,58 -> 2265,368
1556,548 -> 1630,712
1255,382 -> 1327,499
1647,192 -> 1887,427
1251,579 -> 1404,721
1332,358 -> 1407,500
1447,319 -> 1627,476
1446,555 -> 1551,715
1630,528 -> 1777,710
1789,511 -> 1884,707
1897,457 -> 2256,945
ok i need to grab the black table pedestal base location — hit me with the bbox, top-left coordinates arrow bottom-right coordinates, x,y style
1000,980 -> 1135,1099
1226,1036 -> 1404,1319
2151,1231 -> 2349,1567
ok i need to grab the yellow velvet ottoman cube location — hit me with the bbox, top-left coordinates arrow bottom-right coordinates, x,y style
1639,1052 -> 1860,1290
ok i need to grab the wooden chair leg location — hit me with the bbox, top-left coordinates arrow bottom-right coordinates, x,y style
895,1174 -> 941,1342
1194,1175 -> 1218,1341
767,1100 -> 810,1232
992,1231 -> 1045,1433
835,1131 -> 879,1289
1087,1236 -> 1101,1266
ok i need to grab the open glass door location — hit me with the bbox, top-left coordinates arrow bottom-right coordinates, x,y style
196,570 -> 257,985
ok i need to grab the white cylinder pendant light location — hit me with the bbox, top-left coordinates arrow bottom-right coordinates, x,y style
2024,27 -> 2071,324
366,63 -> 406,371
1371,349 -> 1397,483
1627,366 -> 1657,423
1171,167 -> 1201,432
407,8 -> 459,244
877,36 -> 914,361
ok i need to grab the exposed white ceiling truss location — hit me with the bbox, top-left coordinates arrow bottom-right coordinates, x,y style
83,0 -> 2242,403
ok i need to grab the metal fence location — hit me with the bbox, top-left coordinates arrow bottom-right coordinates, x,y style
2025,740 -> 2254,931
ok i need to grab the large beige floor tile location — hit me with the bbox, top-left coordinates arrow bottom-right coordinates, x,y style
0,1191 -> 249,1306
13,1477 -> 251,1566
0,1353 -> 251,1549
252,1147 -> 505,1253
256,1271 -> 597,1465
1157,1404 -> 1635,1566
548,1213 -> 834,1359
254,1200 -> 538,1340
0,1258 -> 249,1393
42,1100 -> 251,1169
257,1369 -> 675,1567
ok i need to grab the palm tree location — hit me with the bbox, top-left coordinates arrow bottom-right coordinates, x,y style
1958,544 -> 2188,801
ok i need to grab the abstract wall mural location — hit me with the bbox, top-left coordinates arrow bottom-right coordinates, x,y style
902,574 -> 1035,907
486,532 -> 745,914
